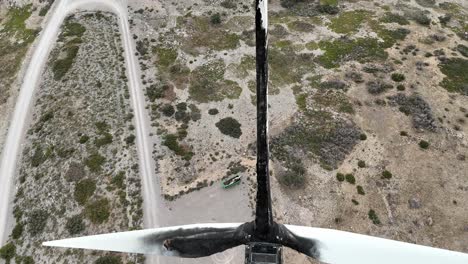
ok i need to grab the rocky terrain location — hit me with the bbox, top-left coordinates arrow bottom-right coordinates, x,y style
1,12 -> 144,264
0,0 -> 467,263
126,0 -> 468,263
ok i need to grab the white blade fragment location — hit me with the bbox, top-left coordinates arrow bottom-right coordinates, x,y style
43,223 -> 242,256
285,225 -> 468,264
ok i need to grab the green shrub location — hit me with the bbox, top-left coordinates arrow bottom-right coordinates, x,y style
400,131 -> 408,136
439,58 -> 468,95
457,44 -> 468,58
79,135 -> 89,144
0,243 -> 15,262
30,146 -> 47,167
357,185 -> 365,195
160,104 -> 175,117
358,160 -> 366,168
74,178 -> 96,205
359,133 -> 367,140
215,117 -> 242,138
419,140 -> 430,149
146,83 -> 169,102
381,170 -> 392,179
112,171 -> 125,189
351,199 -> 359,205
94,132 -> 113,147
210,13 -> 222,25
85,198 -> 110,224
345,173 -> 356,184
66,215 -> 85,235
22,256 -> 34,264
28,209 -> 48,236
391,73 -> 406,82
84,152 -> 105,172
368,209 -> 381,225
336,173 -> 345,182
53,45 -> 80,80
162,134 -> 193,160
125,134 -> 136,145
11,222 -> 23,239
397,84 -> 406,91
95,121 -> 110,133
95,255 -> 122,264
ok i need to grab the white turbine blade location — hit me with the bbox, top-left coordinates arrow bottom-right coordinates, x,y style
43,223 -> 242,256
285,225 -> 468,264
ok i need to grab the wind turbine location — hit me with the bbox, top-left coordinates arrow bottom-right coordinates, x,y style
43,1 -> 468,263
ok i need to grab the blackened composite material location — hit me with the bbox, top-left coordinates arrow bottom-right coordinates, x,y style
255,0 -> 273,239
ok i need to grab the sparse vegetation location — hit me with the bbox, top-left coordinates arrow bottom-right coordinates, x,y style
189,60 -> 241,102
439,58 -> 468,95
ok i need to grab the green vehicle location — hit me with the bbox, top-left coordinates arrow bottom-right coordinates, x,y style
222,175 -> 241,189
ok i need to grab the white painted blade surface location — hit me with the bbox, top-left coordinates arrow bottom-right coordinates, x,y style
43,223 -> 241,256
285,225 -> 468,264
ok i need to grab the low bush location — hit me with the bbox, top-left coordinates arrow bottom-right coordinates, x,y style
125,135 -> 136,145
345,173 -> 356,184
336,173 -> 345,182
419,140 -> 430,149
95,255 -> 122,264
368,209 -> 381,225
358,160 -> 366,168
381,170 -> 392,179
391,73 -> 406,82
359,133 -> 367,140
11,222 -> 23,239
79,135 -> 89,144
0,243 -> 15,262
94,132 -> 113,148
85,198 -> 110,224
84,152 -> 106,172
210,13 -> 222,25
215,117 -> 242,138
278,162 -> 306,188
28,209 -> 48,236
160,104 -> 175,117
66,215 -> 85,235
357,185 -> 365,195
74,178 -> 96,205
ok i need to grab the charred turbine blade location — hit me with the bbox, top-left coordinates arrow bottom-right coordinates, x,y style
43,223 -> 245,257
254,0 -> 273,238
162,223 -> 253,258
